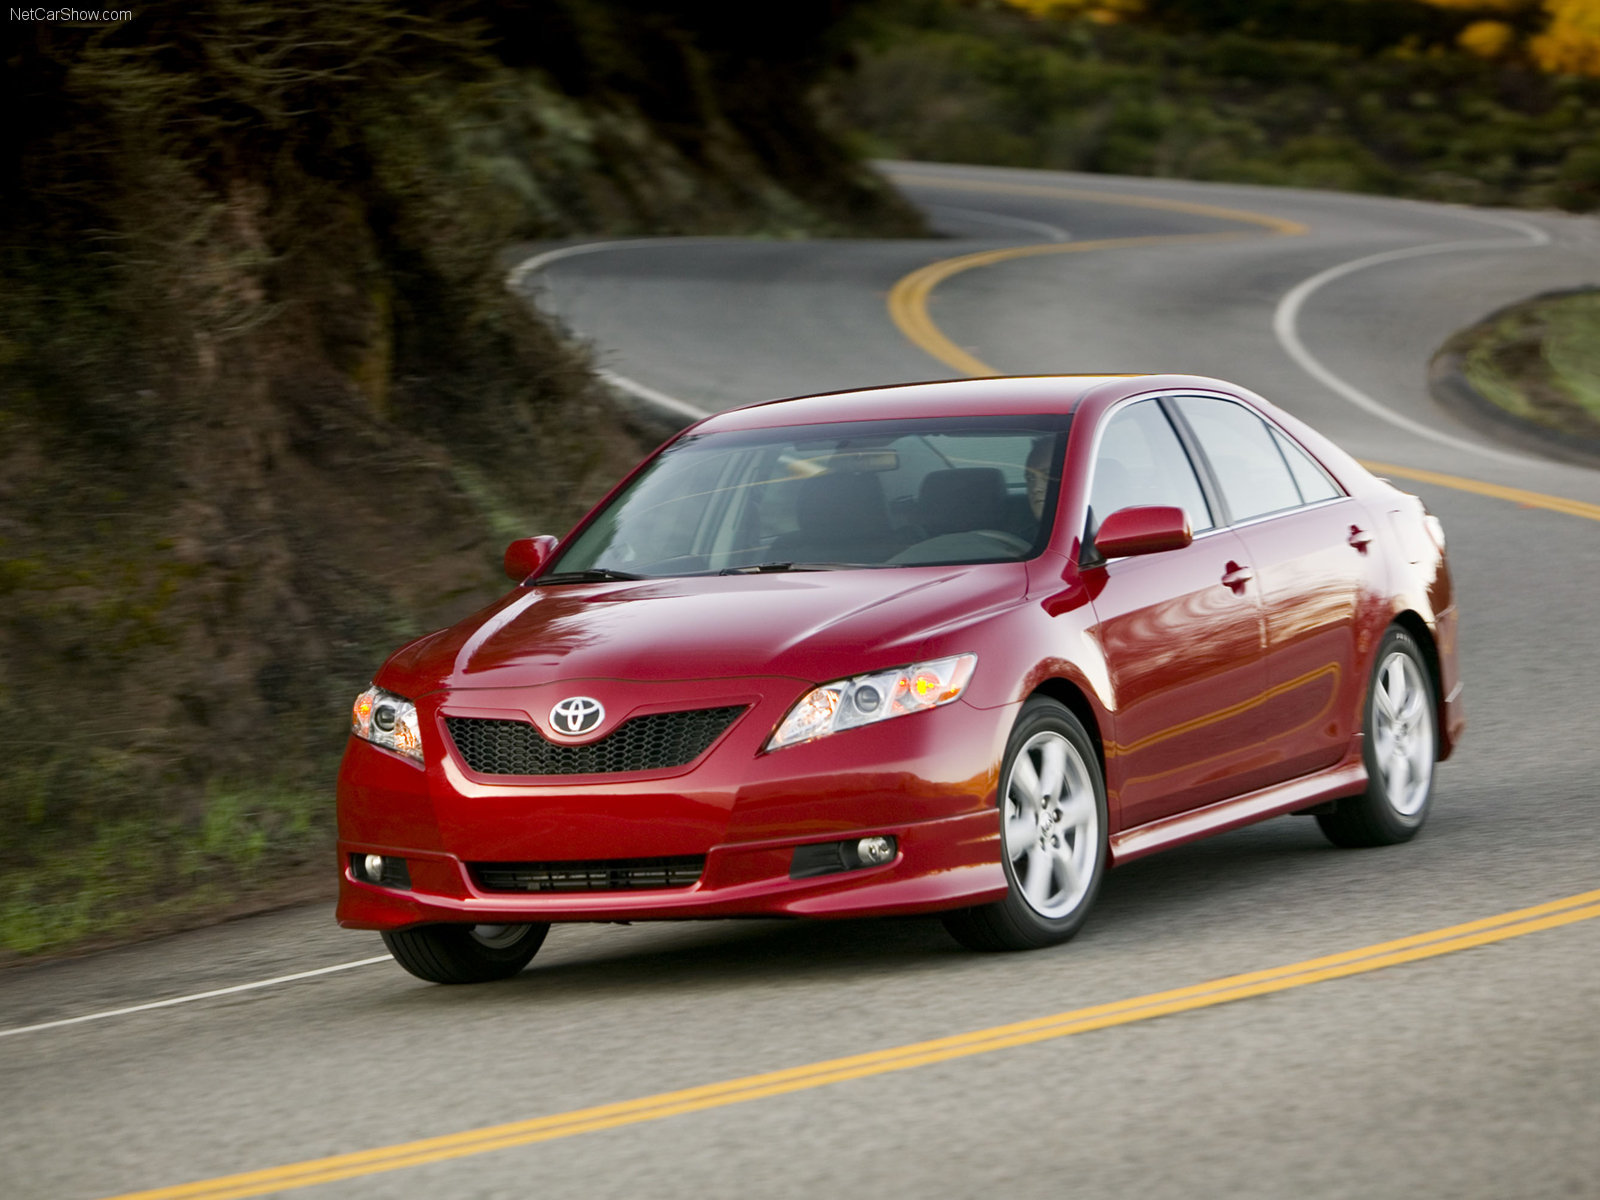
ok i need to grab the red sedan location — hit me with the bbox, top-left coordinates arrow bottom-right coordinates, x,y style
338,374 -> 1461,983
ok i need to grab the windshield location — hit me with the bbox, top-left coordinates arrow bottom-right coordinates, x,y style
546,414 -> 1071,580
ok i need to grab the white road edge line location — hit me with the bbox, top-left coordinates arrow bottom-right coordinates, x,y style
1272,213 -> 1554,468
0,244 -> 713,1042
508,243 -> 710,421
0,956 -> 392,1040
598,369 -> 710,421
506,236 -> 733,294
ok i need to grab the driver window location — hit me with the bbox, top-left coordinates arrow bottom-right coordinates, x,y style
1090,400 -> 1214,533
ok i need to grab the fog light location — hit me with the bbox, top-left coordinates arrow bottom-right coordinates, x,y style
351,853 -> 411,889
856,836 -> 896,865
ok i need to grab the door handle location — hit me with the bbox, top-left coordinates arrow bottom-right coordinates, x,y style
1347,525 -> 1374,552
1221,561 -> 1254,593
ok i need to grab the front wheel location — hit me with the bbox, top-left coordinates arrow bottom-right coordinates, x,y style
381,922 -> 550,984
944,698 -> 1107,951
1318,627 -> 1439,848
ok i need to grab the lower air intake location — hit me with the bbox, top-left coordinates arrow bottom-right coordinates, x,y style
470,856 -> 706,893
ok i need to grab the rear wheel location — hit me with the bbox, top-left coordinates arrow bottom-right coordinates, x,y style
1318,627 -> 1438,848
381,922 -> 550,984
944,697 -> 1107,951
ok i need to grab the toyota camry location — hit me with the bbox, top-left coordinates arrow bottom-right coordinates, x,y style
337,374 -> 1461,983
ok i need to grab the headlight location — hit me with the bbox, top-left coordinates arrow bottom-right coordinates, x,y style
767,654 -> 978,751
351,685 -> 424,763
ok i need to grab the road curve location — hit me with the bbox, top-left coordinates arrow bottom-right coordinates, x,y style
4,164 -> 1598,1200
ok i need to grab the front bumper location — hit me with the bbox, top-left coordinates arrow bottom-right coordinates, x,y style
337,679 -> 1014,930
337,808 -> 1004,927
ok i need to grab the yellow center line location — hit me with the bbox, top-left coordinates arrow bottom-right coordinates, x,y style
104,888 -> 1600,1200
884,173 -> 1304,377
888,232 -> 1256,378
1361,460 -> 1600,523
883,175 -> 1600,525
885,170 -> 1310,235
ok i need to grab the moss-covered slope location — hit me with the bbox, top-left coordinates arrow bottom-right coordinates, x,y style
0,0 -> 922,957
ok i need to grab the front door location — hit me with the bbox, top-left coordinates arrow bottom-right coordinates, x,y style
1079,398 -> 1270,830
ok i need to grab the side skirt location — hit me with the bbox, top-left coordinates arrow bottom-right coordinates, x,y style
1109,760 -> 1367,865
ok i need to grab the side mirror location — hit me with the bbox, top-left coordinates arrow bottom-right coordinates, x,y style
1094,505 -> 1192,559
504,535 -> 559,582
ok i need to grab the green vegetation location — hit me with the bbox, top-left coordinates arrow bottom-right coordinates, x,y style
827,0 -> 1600,210
1,1 -> 919,959
1450,290 -> 1600,440
0,782 -> 322,955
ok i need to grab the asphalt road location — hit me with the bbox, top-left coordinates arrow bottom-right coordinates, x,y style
5,164 -> 1599,1200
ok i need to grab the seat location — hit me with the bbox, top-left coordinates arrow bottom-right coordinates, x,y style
767,472 -> 908,565
917,467 -> 1008,536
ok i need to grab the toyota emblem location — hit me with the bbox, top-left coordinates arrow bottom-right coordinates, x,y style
550,696 -> 605,737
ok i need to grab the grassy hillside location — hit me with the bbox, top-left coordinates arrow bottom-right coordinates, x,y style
0,0 -> 922,958
828,0 -> 1600,210
1444,289 -> 1600,444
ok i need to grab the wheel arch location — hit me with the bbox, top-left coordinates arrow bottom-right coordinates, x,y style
1388,608 -> 1453,758
1027,676 -> 1106,780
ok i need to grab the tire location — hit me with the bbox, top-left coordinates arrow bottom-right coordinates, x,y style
381,922 -> 550,984
944,697 -> 1107,951
1318,627 -> 1439,848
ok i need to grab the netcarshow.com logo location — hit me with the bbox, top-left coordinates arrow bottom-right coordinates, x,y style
11,8 -> 134,20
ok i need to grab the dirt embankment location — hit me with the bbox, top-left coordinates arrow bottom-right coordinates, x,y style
0,1 -> 923,958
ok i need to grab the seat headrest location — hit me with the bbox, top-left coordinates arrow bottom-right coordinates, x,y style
918,467 -> 1006,535
796,472 -> 891,537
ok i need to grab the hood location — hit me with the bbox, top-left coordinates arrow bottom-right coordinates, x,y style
379,566 -> 1027,695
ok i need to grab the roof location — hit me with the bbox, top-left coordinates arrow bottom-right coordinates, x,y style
696,375 -> 1140,433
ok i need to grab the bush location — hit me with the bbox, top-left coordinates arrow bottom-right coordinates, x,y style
827,0 -> 1600,210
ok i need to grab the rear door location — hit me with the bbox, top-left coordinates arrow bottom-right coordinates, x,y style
1170,395 -> 1381,784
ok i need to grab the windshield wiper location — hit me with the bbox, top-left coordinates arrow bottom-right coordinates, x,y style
534,568 -> 644,585
718,562 -> 862,575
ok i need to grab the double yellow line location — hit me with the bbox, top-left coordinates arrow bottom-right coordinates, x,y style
886,173 -> 1306,378
886,170 -> 1310,235
1364,460 -> 1600,524
889,231 -> 1256,377
108,888 -> 1600,1200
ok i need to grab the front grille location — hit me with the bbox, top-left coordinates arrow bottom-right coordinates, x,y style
470,856 -> 706,893
445,706 -> 745,776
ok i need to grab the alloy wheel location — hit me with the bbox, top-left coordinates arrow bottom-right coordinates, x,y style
1003,730 -> 1100,919
1371,650 -> 1435,817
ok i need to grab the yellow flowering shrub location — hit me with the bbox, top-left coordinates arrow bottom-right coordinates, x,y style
1530,0 -> 1600,75
998,0 -> 1600,77
1415,0 -> 1534,11
1458,19 -> 1516,58
998,0 -> 1144,22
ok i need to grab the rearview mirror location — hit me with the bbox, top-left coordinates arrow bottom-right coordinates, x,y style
1094,506 -> 1192,559
504,535 -> 559,582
